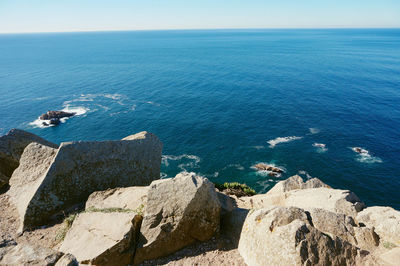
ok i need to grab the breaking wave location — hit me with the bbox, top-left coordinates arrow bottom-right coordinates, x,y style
313,143 -> 328,153
29,106 -> 89,128
162,154 -> 201,171
267,136 -> 302,148
351,147 -> 382,164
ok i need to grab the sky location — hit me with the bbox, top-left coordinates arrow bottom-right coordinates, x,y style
0,0 -> 399,33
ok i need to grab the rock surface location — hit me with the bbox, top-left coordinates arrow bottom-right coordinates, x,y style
0,243 -> 63,266
134,172 -> 221,264
357,206 -> 400,246
8,131 -> 162,231
60,212 -> 141,265
86,186 -> 148,211
0,129 -> 57,188
238,206 -> 362,266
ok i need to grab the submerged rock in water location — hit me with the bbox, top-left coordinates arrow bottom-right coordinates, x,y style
39,110 -> 76,120
253,163 -> 283,173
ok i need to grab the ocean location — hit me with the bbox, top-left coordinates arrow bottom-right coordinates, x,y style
0,29 -> 399,209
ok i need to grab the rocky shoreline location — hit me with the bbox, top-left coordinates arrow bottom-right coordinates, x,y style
0,129 -> 399,265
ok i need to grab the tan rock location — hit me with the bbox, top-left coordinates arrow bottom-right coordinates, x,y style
238,206 -> 362,266
354,227 -> 380,251
0,243 -> 62,266
379,247 -> 400,266
8,131 -> 162,231
85,186 -> 148,211
357,206 -> 400,246
59,212 -> 141,265
134,172 -> 221,264
266,175 -> 329,195
54,253 -> 78,266
0,129 -> 57,188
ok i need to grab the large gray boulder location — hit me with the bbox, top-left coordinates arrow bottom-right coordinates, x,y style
0,129 -> 57,188
85,186 -> 148,211
238,206 -> 363,266
0,243 -> 63,266
134,172 -> 221,264
357,206 -> 400,246
8,131 -> 162,231
59,212 -> 141,265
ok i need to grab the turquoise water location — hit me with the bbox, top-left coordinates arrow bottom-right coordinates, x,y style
0,29 -> 399,209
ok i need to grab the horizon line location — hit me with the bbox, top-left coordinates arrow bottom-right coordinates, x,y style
1,26 -> 399,35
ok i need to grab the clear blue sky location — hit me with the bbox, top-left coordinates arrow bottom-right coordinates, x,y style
1,0 -> 399,33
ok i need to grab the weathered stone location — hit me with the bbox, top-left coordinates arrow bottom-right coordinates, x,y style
85,186 -> 148,211
238,206 -> 362,266
354,227 -> 380,251
54,253 -> 78,266
134,172 -> 221,264
266,175 -> 329,195
379,247 -> 400,266
221,208 -> 249,244
308,208 -> 357,245
59,212 -> 141,265
8,142 -> 58,232
357,206 -> 400,246
8,131 -> 162,231
0,243 -> 62,266
0,129 -> 57,188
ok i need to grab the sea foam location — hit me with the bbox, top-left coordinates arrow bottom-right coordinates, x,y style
267,136 -> 302,148
351,147 -> 382,163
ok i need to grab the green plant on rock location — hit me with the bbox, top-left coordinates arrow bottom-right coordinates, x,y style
383,241 -> 397,249
55,213 -> 77,243
214,181 -> 256,197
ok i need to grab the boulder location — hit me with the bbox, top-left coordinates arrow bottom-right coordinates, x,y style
8,131 -> 162,231
86,186 -> 148,211
266,175 -> 329,195
59,212 -> 141,265
253,163 -> 283,173
238,206 -> 362,266
0,243 -> 63,266
0,129 -> 57,188
357,207 -> 400,246
134,172 -> 221,264
238,176 -> 365,217
54,254 -> 78,266
39,111 -> 75,120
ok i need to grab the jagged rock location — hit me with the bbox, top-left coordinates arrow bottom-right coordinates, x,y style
49,118 -> 60,126
253,163 -> 283,173
238,206 -> 362,266
0,243 -> 63,266
54,254 -> 78,266
39,111 -> 75,120
59,212 -> 141,265
134,172 -> 221,264
353,227 -> 380,251
357,206 -> 400,246
86,186 -> 148,211
238,176 -> 365,217
8,131 -> 162,231
267,175 -> 330,195
0,129 -> 57,188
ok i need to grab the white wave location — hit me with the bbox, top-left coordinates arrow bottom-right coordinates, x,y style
146,101 -> 161,107
251,145 -> 265,150
313,143 -> 328,152
309,128 -> 320,134
162,154 -> 201,171
222,164 -> 245,171
104,93 -> 123,100
351,147 -> 382,164
267,136 -> 302,148
298,170 -> 313,179
160,172 -> 168,179
256,180 -> 271,193
29,106 -> 89,128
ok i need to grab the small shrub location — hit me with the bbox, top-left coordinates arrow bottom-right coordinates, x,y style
214,182 -> 256,197
383,241 -> 397,249
55,213 -> 77,243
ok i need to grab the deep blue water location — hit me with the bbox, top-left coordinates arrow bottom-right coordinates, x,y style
1,29 -> 399,209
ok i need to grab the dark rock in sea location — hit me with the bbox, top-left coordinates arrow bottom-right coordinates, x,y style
39,110 -> 76,120
49,118 -> 60,125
